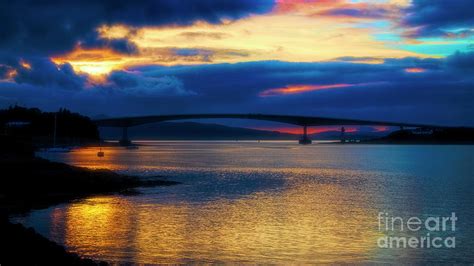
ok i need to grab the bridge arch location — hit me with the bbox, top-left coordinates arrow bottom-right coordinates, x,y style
94,113 -> 440,145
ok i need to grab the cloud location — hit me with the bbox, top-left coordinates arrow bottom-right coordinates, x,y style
333,56 -> 385,64
446,50 -> 474,71
0,64 -> 15,80
260,84 -> 354,96
108,71 -> 195,96
14,57 -> 86,90
0,0 -> 275,60
1,0 -> 471,129
48,1 -> 426,77
402,0 -> 474,37
1,52 -> 472,126
178,32 -> 232,40
81,37 -> 139,55
173,48 -> 214,62
316,7 -> 391,19
404,67 -> 426,73
444,29 -> 474,39
275,0 -> 402,20
0,0 -> 275,81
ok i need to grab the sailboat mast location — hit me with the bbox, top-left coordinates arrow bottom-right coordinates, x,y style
53,113 -> 57,147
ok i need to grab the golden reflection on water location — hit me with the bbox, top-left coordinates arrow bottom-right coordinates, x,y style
53,170 -> 383,264
67,147 -> 123,170
28,143 -> 474,263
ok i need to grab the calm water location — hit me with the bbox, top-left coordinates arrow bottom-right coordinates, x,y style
12,141 -> 474,263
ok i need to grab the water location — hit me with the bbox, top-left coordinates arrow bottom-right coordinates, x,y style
11,141 -> 474,263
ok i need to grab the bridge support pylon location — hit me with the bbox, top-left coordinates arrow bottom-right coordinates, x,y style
119,126 -> 132,146
299,125 -> 312,145
340,126 -> 346,143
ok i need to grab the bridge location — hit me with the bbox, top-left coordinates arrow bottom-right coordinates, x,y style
94,114 -> 445,145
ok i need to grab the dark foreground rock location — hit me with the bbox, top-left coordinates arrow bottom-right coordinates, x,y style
0,155 -> 179,213
0,146 -> 179,265
0,217 -> 107,265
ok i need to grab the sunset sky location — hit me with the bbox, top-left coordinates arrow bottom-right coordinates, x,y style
0,0 -> 473,132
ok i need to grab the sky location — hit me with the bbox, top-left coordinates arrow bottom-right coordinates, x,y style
0,0 -> 473,132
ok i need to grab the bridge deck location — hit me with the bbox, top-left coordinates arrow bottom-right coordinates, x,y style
94,114 -> 445,128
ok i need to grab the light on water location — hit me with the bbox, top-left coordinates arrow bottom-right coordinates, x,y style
14,141 -> 474,263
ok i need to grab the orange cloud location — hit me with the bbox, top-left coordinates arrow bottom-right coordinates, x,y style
274,0 -> 342,13
275,0 -> 404,21
0,67 -> 17,81
260,83 -> 353,96
372,126 -> 389,132
19,59 -> 32,70
404,67 -> 426,73
52,47 -> 129,76
6,69 -> 17,79
51,45 -> 250,79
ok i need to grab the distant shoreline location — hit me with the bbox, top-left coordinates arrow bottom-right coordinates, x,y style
93,139 -> 474,145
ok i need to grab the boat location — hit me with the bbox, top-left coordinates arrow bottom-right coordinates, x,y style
97,139 -> 105,157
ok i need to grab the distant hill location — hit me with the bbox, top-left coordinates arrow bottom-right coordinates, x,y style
100,121 -> 296,140
368,128 -> 474,144
100,121 -> 390,141
310,130 -> 387,140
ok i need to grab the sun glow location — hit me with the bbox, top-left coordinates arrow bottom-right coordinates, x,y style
52,47 -> 133,77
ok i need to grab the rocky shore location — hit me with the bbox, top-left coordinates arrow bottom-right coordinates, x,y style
0,139 -> 179,265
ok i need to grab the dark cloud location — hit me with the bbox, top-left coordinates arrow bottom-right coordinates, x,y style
178,32 -> 231,40
402,0 -> 474,37
14,58 -> 86,90
136,47 -> 250,64
0,0 -> 275,59
80,35 -> 139,55
318,7 -> 389,19
1,52 -> 473,126
334,56 -> 380,62
446,50 -> 474,71
108,70 -> 195,96
173,48 -> 214,62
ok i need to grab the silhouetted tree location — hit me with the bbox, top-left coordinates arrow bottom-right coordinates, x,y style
0,106 -> 99,145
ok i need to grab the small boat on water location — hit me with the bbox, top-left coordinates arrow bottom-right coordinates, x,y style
97,139 -> 105,157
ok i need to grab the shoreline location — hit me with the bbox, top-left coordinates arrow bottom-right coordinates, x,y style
0,153 -> 180,265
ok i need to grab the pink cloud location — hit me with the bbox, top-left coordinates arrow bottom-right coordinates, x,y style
260,83 -> 353,97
